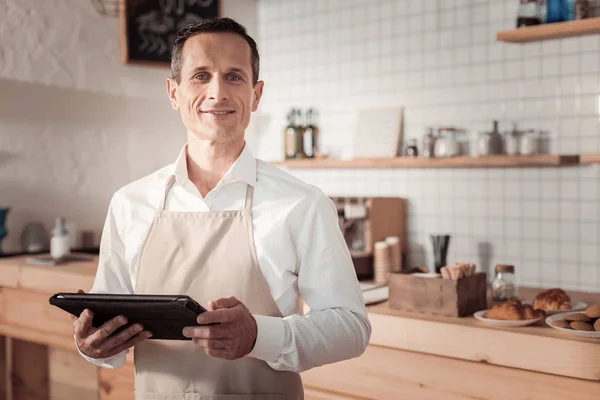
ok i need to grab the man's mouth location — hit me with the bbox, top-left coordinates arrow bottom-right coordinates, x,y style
201,109 -> 235,115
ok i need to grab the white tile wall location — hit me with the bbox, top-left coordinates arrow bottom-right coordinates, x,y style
256,0 -> 600,291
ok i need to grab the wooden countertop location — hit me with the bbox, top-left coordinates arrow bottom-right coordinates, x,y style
1,255 -> 599,381
0,254 -> 97,293
367,300 -> 600,381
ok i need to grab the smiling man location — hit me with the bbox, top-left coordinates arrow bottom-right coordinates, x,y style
72,17 -> 370,399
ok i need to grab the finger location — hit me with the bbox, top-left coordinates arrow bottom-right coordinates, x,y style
71,291 -> 86,322
196,309 -> 234,325
88,315 -> 128,347
99,323 -> 144,352
203,347 -> 234,360
192,338 -> 228,350
183,325 -> 228,339
74,309 -> 95,338
209,296 -> 240,310
104,331 -> 152,358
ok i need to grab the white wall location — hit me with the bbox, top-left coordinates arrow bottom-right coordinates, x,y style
0,0 -> 257,252
256,0 -> 600,291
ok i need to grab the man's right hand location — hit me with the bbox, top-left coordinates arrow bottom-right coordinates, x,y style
72,290 -> 152,359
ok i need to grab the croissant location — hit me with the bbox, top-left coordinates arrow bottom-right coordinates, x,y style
523,304 -> 545,320
533,288 -> 572,311
484,299 -> 525,320
484,299 -> 545,321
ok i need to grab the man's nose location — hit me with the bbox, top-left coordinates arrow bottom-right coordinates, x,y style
207,77 -> 229,101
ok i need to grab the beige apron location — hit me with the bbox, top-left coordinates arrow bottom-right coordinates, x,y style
133,174 -> 303,400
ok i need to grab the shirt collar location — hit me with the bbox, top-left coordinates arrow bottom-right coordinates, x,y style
172,142 -> 257,188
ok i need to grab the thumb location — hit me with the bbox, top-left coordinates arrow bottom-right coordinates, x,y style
71,289 -> 86,320
209,296 -> 240,310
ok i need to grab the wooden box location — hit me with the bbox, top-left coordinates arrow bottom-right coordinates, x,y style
388,272 -> 487,317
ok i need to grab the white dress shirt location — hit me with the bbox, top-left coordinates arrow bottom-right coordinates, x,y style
78,144 -> 371,373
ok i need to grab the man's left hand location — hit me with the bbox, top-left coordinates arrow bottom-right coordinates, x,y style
183,296 -> 257,360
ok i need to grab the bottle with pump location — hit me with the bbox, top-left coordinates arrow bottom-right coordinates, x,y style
50,217 -> 70,259
284,109 -> 298,159
292,109 -> 304,159
302,108 -> 319,158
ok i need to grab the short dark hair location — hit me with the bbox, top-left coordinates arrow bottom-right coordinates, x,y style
171,17 -> 260,85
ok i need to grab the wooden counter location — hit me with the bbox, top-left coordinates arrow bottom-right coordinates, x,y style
1,255 -> 599,399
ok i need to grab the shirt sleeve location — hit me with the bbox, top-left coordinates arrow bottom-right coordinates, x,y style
247,192 -> 371,372
75,194 -> 132,369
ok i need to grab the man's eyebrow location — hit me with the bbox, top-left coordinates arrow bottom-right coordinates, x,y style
190,66 -> 210,75
229,67 -> 249,76
189,66 -> 250,76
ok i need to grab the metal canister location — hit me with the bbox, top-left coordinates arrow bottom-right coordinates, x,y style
422,127 -> 436,158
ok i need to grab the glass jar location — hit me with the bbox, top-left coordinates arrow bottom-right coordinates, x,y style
491,264 -> 517,301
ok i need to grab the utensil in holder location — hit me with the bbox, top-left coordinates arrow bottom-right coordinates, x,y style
431,234 -> 450,274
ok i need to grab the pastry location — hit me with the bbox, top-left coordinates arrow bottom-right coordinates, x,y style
551,320 -> 571,329
584,304 -> 600,319
532,288 -> 572,311
564,313 -> 591,323
570,321 -> 594,331
484,299 -> 524,320
484,299 -> 544,321
522,304 -> 544,320
594,319 -> 600,332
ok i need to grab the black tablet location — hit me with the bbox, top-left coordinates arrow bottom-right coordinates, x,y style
49,293 -> 209,340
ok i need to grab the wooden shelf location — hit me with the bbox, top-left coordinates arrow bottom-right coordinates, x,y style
273,154 -> 579,169
580,153 -> 600,164
497,18 -> 600,43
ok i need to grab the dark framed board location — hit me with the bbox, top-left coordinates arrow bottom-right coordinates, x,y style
119,0 -> 220,67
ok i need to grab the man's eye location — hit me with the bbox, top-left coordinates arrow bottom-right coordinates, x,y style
227,75 -> 241,81
195,73 -> 209,80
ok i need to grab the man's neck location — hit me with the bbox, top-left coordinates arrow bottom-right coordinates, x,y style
186,133 -> 245,198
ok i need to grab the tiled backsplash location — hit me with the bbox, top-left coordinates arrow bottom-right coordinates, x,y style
256,0 -> 600,291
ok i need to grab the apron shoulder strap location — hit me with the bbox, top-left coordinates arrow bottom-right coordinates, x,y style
244,185 -> 254,212
160,175 -> 177,212
243,160 -> 257,212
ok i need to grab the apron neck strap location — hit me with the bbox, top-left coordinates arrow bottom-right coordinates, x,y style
160,175 -> 177,211
244,185 -> 254,212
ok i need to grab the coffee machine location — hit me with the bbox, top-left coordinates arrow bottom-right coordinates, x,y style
330,197 -> 406,280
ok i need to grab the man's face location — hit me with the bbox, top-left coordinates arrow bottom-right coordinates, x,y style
167,32 -> 263,143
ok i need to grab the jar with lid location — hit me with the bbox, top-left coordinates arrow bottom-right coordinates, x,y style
519,130 -> 538,155
503,123 -> 520,155
491,264 -> 517,301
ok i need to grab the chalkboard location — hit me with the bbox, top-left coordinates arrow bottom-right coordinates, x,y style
119,0 -> 220,66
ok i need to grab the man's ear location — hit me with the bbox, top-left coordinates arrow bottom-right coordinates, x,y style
166,77 -> 179,110
251,80 -> 264,112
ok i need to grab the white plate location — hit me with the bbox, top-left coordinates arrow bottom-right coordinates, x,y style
362,286 -> 389,305
522,300 -> 587,315
546,312 -> 600,339
473,310 -> 544,327
411,272 -> 441,278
